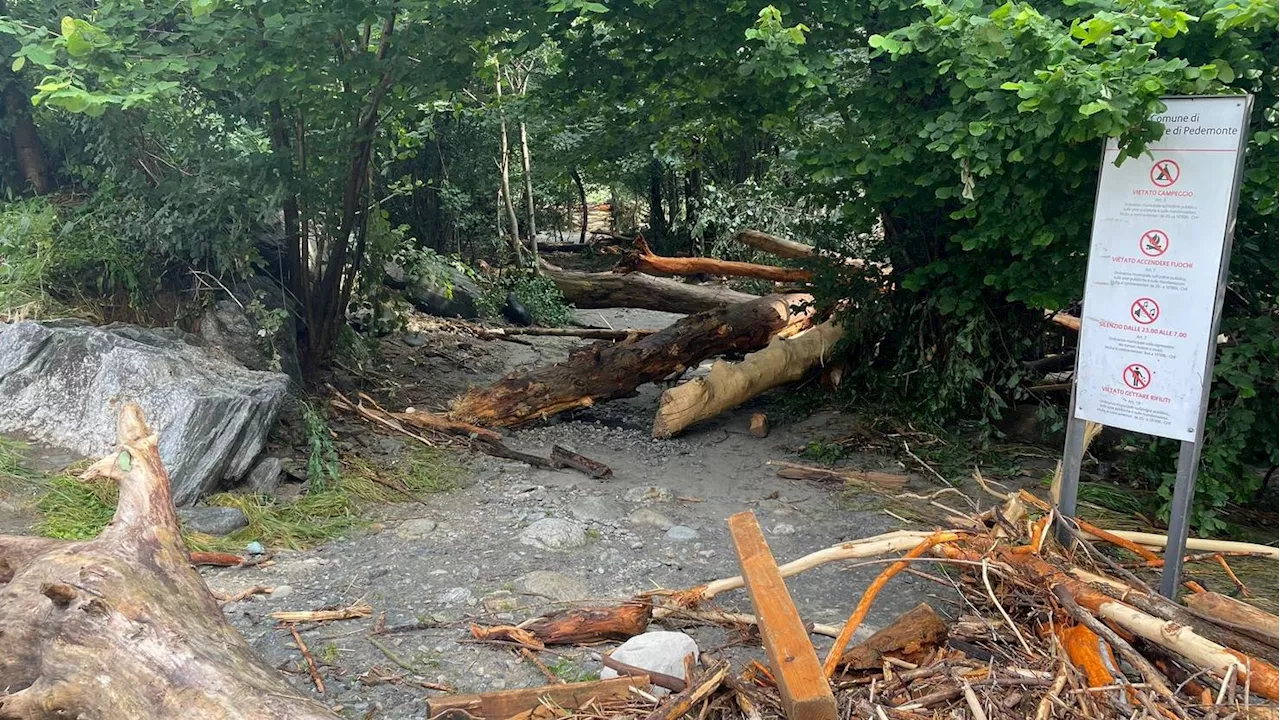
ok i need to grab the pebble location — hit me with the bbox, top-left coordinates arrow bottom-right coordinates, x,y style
518,518 -> 588,551
517,571 -> 590,602
395,518 -> 438,539
771,523 -> 797,536
570,495 -> 624,523
665,525 -> 699,542
403,333 -> 428,347
436,587 -> 475,606
246,541 -> 266,555
623,486 -> 673,503
271,585 -> 294,600
628,508 -> 675,530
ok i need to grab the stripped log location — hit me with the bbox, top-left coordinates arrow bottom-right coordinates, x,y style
1183,592 -> 1280,649
616,239 -> 813,284
734,229 -> 815,259
0,403 -> 337,720
543,263 -> 757,314
652,320 -> 843,437
451,294 -> 814,427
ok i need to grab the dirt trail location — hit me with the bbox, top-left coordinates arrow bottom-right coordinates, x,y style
201,307 -> 963,718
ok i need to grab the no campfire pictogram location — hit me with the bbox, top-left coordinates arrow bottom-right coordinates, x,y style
1122,363 -> 1152,391
1150,159 -> 1180,188
1130,297 -> 1159,325
1140,229 -> 1170,257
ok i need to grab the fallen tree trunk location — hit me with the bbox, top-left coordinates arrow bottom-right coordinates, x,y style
451,293 -> 815,427
616,239 -> 813,284
1183,592 -> 1280,649
543,263 -> 758,314
0,403 -> 337,720
652,320 -> 843,437
734,229 -> 815,259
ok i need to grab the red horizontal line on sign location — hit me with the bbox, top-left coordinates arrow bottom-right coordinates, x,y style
1104,147 -> 1239,153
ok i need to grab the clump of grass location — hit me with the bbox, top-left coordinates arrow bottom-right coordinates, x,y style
22,436 -> 461,553
547,657 -> 598,683
34,474 -> 118,539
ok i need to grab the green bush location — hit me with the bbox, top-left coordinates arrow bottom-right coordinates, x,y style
478,269 -> 574,326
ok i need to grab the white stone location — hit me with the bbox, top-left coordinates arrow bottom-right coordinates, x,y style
518,518 -> 588,551
665,525 -> 699,542
436,587 -> 475,606
395,518 -> 438,539
628,508 -> 675,530
599,631 -> 699,696
517,571 -> 590,602
771,523 -> 797,536
623,486 -> 673,503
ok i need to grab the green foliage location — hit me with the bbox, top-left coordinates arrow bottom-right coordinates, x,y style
478,269 -> 573,326
302,402 -> 341,493
0,198 -> 61,319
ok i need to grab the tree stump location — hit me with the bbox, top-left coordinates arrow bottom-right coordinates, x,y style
0,403 -> 337,720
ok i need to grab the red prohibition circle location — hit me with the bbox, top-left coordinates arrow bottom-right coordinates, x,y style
1150,159 -> 1180,188
1122,363 -> 1152,391
1130,297 -> 1159,325
1140,229 -> 1169,257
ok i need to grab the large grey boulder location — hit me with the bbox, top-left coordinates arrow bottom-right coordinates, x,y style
385,261 -> 481,319
0,321 -> 289,505
198,276 -> 302,384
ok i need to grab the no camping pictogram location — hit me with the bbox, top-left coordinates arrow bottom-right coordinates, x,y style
1140,229 -> 1169,257
1122,363 -> 1152,391
1150,159 -> 1180,188
1130,297 -> 1159,325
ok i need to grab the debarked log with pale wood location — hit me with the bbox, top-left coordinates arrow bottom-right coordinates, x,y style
652,319 -> 843,438
615,238 -> 813,284
542,263 -> 758,315
450,293 -> 815,427
0,403 -> 338,720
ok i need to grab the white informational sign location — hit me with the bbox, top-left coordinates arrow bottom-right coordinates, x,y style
1075,96 -> 1250,441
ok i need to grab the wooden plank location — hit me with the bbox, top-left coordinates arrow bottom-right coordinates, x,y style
426,674 -> 649,719
728,511 -> 838,720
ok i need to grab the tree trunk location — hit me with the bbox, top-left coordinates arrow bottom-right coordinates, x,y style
571,168 -> 588,244
653,319 -> 842,437
617,238 -> 812,284
518,121 -> 540,271
648,159 -> 665,244
734,229 -> 815,259
3,83 -> 51,195
0,404 -> 337,719
496,70 -> 524,266
542,263 -> 758,314
450,293 -> 814,427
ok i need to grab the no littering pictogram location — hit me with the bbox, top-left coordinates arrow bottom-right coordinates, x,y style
1122,363 -> 1152,391
1140,229 -> 1169,257
1131,297 -> 1159,325
1150,159 -> 1180,188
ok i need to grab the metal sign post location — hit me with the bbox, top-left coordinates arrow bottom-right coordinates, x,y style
1055,95 -> 1253,598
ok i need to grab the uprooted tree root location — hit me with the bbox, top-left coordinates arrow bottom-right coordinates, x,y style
0,403 -> 337,720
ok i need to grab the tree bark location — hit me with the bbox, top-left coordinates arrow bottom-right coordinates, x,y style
518,120 -> 540,271
3,83 -> 51,195
541,263 -> 758,314
496,69 -> 524,266
734,229 -> 815,259
0,403 -> 337,719
450,293 -> 814,427
648,159 -> 666,244
571,169 -> 588,244
617,238 -> 812,284
653,320 -> 841,437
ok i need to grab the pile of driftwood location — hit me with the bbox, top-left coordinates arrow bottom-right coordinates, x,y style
441,492 -> 1279,720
